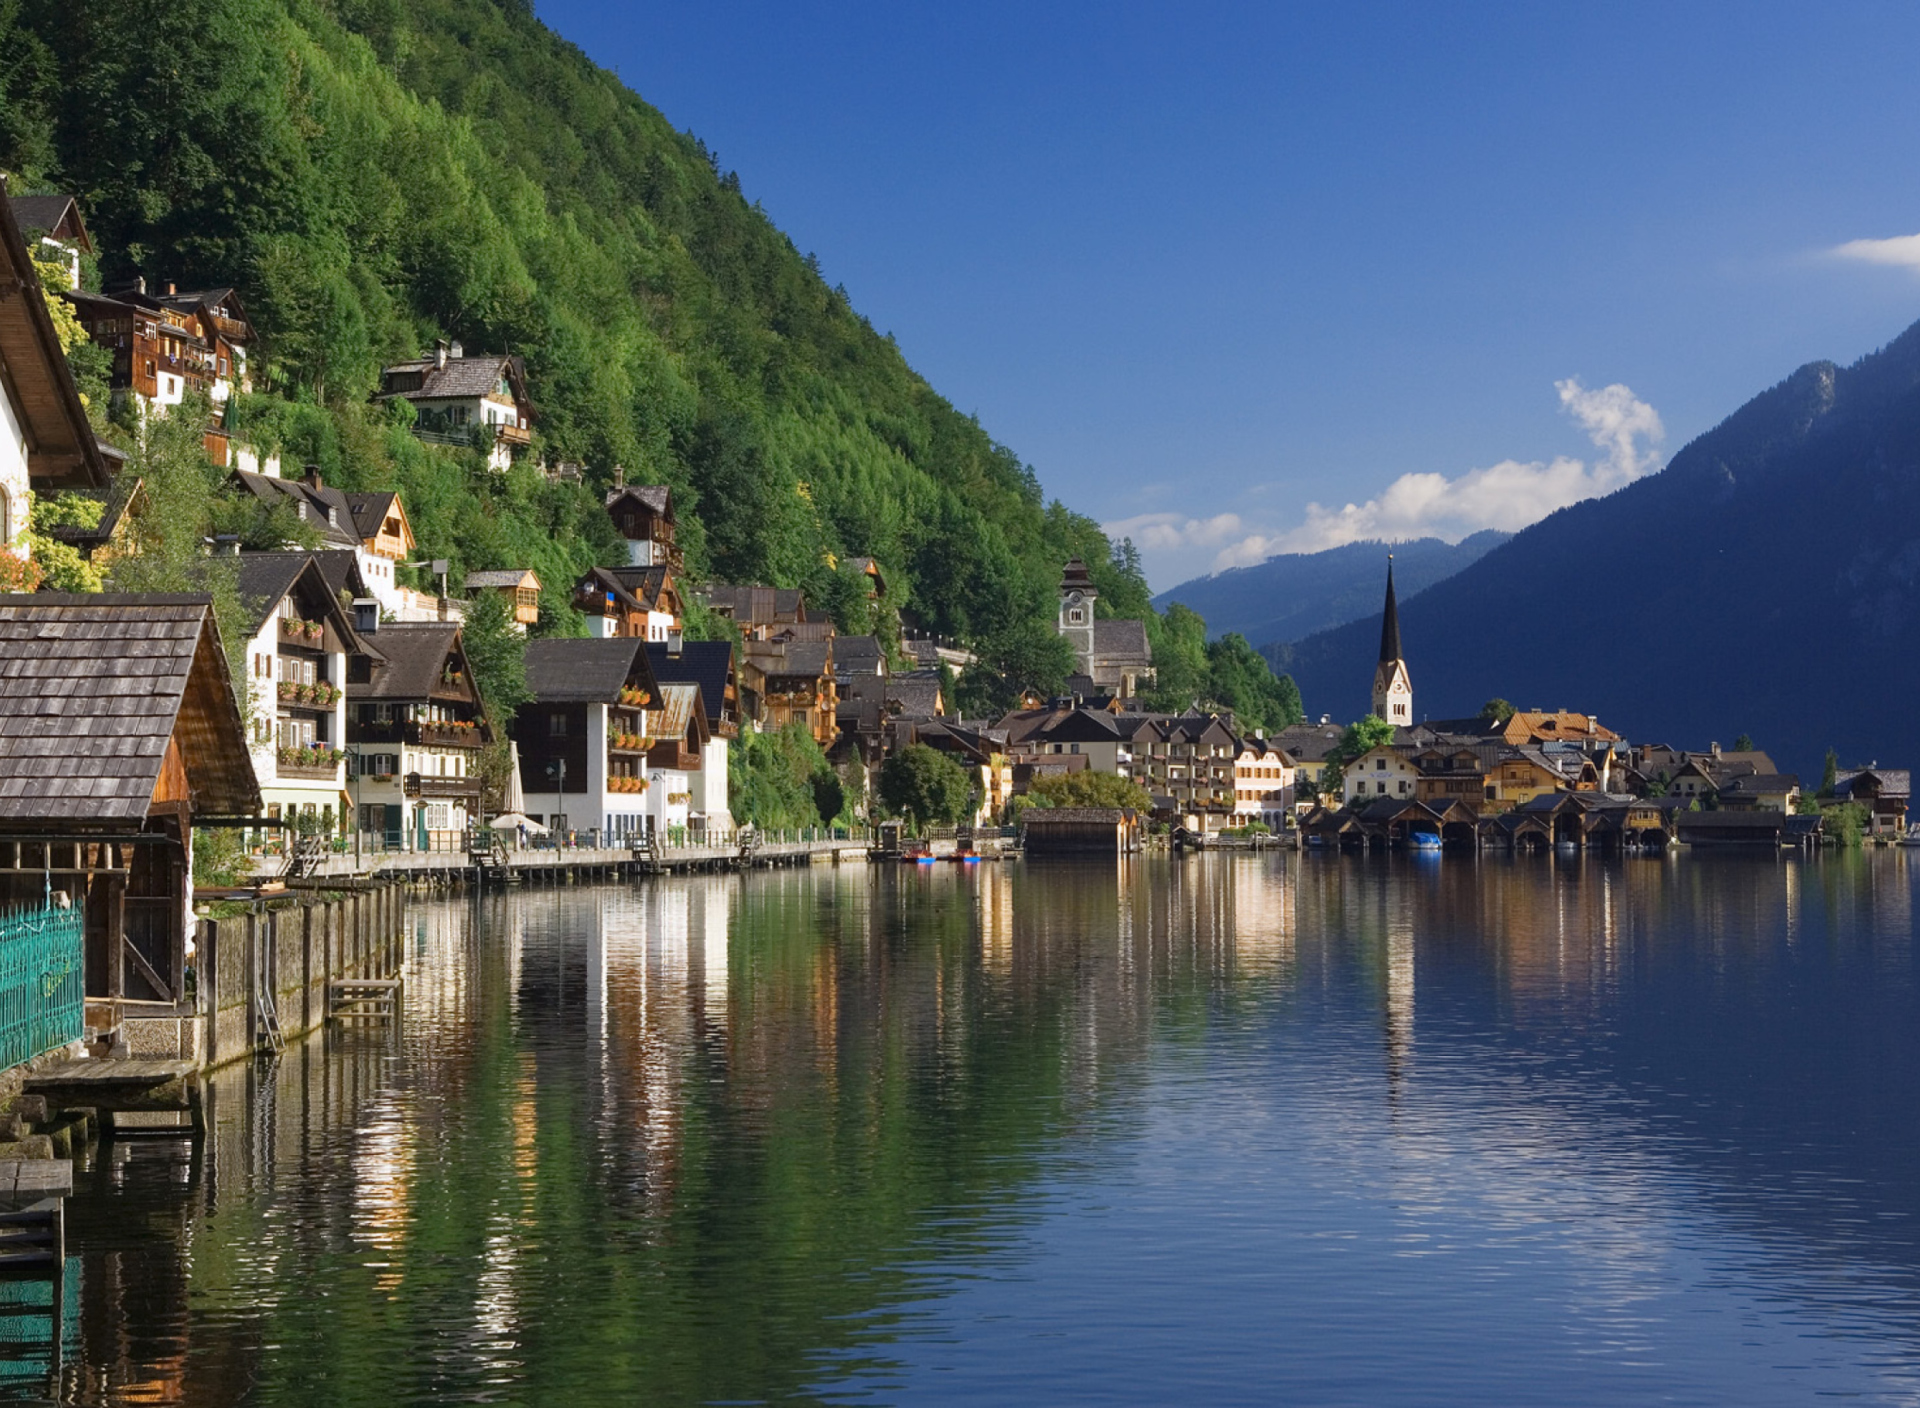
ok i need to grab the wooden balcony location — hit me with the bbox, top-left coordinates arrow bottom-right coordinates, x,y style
416,720 -> 484,749
647,743 -> 701,772
405,774 -> 480,800
495,421 -> 532,448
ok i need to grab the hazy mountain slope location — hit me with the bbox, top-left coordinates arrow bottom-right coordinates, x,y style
1153,531 -> 1509,646
1267,320 -> 1920,773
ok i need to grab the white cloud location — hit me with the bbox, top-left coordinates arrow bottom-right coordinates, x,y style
1831,233 -> 1920,271
1104,379 -> 1666,587
1260,378 -> 1663,555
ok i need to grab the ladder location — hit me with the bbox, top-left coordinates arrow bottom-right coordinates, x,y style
254,984 -> 285,1054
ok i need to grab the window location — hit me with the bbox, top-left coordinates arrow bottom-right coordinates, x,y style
549,712 -> 568,737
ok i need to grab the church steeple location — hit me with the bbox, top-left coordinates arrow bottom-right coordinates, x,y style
1371,558 -> 1412,726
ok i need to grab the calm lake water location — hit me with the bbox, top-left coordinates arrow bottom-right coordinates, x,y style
26,852 -> 1920,1405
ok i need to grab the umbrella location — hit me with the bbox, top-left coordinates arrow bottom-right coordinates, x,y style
489,811 -> 547,835
502,740 -> 527,813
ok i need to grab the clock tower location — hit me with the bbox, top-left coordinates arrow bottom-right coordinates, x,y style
1371,559 -> 1413,727
1058,557 -> 1098,679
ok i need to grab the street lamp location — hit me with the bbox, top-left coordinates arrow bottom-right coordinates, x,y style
547,758 -> 565,844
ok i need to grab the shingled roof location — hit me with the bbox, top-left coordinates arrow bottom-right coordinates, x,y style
378,351 -> 526,403
342,490 -> 398,541
0,595 -> 258,823
359,623 -> 465,703
524,638 -> 652,703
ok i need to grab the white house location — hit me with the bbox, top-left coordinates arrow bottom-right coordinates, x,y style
1233,739 -> 1296,828
233,553 -> 360,845
377,342 -> 532,472
514,638 -> 675,842
1343,743 -> 1421,807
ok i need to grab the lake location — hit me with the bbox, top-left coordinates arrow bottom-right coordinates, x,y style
32,852 -> 1920,1405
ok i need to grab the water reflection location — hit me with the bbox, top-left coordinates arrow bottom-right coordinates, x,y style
31,852 -> 1920,1404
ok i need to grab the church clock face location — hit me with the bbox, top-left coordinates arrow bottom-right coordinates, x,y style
1067,591 -> 1083,606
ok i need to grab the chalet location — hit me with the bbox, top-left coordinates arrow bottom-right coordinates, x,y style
1342,744 -> 1420,806
844,556 -> 888,599
1485,748 -> 1567,811
1056,558 -> 1153,699
1414,745 -> 1496,811
377,342 -> 532,471
742,637 -> 837,747
1232,738 -> 1296,828
232,554 -> 361,846
512,638 -> 668,841
344,489 -> 416,609
573,565 -> 682,642
1832,768 -> 1911,835
604,483 -> 680,568
0,595 -> 258,1017
66,279 -> 254,413
465,568 -> 542,630
647,641 -> 739,834
1002,706 -> 1136,778
888,670 -> 945,720
0,186 -> 110,572
344,617 -> 492,851
6,192 -> 91,290
703,583 -> 809,640
644,682 -> 711,836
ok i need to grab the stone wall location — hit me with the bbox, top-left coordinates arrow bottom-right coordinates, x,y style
196,884 -> 405,1070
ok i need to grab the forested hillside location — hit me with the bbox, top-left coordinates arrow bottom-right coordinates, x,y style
1154,531 -> 1509,648
0,0 -> 1166,693
1269,318 -> 1920,773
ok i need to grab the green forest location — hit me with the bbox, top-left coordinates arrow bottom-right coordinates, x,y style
0,0 -> 1301,725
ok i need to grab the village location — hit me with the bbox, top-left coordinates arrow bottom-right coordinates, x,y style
0,177 -> 1907,1198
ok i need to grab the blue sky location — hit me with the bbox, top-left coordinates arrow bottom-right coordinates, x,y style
537,2 -> 1920,589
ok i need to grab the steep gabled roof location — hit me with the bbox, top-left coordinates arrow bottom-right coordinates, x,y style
465,568 -> 538,591
6,194 -> 91,252
359,622 -> 465,704
229,470 -> 362,549
378,351 -> 526,403
605,484 -> 672,518
0,594 -> 258,822
231,552 -> 359,642
524,637 -> 652,704
342,490 -> 400,541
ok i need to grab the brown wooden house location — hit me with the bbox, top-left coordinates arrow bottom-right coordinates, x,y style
0,595 -> 258,1017
605,483 -> 681,569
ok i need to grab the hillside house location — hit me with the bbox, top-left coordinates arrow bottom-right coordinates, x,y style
345,617 -> 492,851
231,470 -> 453,622
0,188 -> 111,568
513,638 -> 668,841
573,565 -> 682,641
465,568 -> 542,631
378,342 -> 532,471
742,637 -> 837,746
605,483 -> 680,568
6,193 -> 91,290
1413,745 -> 1496,811
233,554 -> 361,846
344,490 -> 417,609
0,595 -> 257,1010
648,641 -> 739,834
1002,705 -> 1137,778
67,279 -> 254,415
703,584 -> 809,640
1485,749 -> 1567,811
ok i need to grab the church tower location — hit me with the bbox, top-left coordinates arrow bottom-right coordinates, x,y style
1058,557 -> 1097,679
1371,559 -> 1413,726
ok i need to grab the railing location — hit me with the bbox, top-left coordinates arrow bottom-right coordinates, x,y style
417,721 -> 484,749
0,904 -> 84,1070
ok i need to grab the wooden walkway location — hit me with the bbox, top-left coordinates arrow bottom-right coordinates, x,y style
0,1162 -> 69,1202
25,1059 -> 202,1131
295,836 -> 871,885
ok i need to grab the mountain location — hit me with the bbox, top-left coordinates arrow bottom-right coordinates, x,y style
1153,531 -> 1509,647
1266,320 -> 1920,774
0,0 -> 1136,684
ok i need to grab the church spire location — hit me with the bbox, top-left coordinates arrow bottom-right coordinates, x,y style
1371,557 -> 1412,726
1378,557 -> 1402,666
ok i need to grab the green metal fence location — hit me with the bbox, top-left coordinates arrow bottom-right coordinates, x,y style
0,905 -> 84,1071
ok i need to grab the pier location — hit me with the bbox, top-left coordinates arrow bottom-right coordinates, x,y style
290,832 -> 874,886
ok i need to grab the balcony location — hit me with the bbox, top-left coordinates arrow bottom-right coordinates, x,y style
280,617 -> 327,648
405,773 -> 480,800
417,720 -> 484,749
277,681 -> 341,711
495,421 -> 532,448
608,730 -> 655,756
277,747 -> 343,780
647,743 -> 701,772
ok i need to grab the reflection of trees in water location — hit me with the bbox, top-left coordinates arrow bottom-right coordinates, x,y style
51,853 -> 1920,1404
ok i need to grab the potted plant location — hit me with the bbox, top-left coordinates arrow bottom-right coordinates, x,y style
305,620 -> 324,643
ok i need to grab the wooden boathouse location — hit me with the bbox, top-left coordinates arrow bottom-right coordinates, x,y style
1022,807 -> 1142,854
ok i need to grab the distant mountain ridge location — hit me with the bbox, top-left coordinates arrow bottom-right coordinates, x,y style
1153,531 -> 1509,646
1265,317 -> 1920,775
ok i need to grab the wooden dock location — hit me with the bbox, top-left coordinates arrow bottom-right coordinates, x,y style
24,1059 -> 202,1134
292,835 -> 872,886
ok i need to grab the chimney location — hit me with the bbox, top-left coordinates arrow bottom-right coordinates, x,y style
353,599 -> 379,635
134,275 -> 146,296
301,464 -> 323,491
449,339 -> 463,359
1710,741 -> 1721,758
668,628 -> 684,657
166,281 -> 176,296
435,339 -> 449,370
212,533 -> 241,557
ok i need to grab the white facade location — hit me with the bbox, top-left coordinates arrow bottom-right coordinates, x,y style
1234,747 -> 1296,828
242,603 -> 348,834
694,736 -> 733,833
1343,745 -> 1420,807
348,704 -> 483,850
